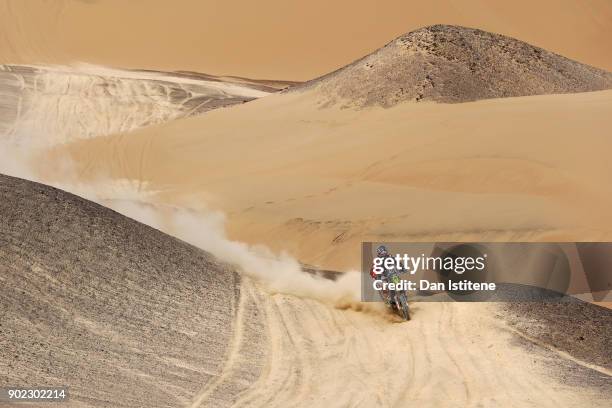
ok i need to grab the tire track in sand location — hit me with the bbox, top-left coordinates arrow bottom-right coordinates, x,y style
192,281 -> 610,407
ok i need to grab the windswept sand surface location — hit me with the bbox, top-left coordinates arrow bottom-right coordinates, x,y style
1,175 -> 609,407
51,89 -> 612,271
0,64 -> 276,145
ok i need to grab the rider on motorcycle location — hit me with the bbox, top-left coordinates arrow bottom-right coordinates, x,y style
370,245 -> 400,306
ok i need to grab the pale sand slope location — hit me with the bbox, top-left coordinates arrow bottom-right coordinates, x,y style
0,64 -> 276,145
2,174 -> 609,408
50,89 -> 612,271
193,280 -> 610,408
1,0 -> 611,80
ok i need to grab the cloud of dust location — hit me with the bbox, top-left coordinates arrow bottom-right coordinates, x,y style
107,197 -> 368,308
0,142 -> 36,180
99,194 -> 388,314
0,140 -> 385,313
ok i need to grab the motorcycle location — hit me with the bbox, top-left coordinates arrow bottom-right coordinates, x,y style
386,271 -> 411,321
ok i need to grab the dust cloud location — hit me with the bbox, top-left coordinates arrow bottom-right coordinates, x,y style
0,143 -> 376,311
107,198 -> 371,310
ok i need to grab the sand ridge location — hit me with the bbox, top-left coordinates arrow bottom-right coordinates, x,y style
0,64 -> 276,145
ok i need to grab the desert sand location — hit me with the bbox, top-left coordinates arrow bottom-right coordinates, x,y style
50,86 -> 612,271
0,64 -> 279,145
1,1 -> 612,79
38,27 -> 612,271
1,174 -> 609,407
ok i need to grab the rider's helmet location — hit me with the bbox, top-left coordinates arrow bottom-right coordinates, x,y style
376,245 -> 389,257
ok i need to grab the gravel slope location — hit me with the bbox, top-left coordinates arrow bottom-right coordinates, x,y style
0,174 -> 241,407
296,25 -> 612,106
502,300 -> 612,371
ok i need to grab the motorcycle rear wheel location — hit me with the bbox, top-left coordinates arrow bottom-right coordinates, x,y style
397,294 -> 410,321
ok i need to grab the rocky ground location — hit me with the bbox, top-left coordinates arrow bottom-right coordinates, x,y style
296,25 -> 612,106
0,174 -> 241,407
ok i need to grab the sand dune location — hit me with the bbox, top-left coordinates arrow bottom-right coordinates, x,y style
1,174 -> 609,407
49,87 -> 612,271
35,28 -> 612,271
1,1 -> 612,80
0,64 -> 276,145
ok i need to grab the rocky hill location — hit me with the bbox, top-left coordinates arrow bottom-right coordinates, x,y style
0,174 -> 239,407
298,25 -> 612,106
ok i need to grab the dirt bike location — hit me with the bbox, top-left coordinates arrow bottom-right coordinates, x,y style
387,272 -> 411,321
